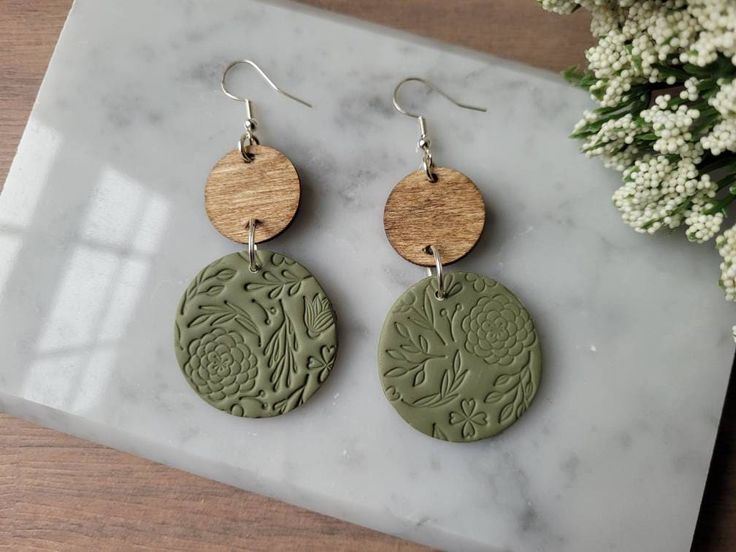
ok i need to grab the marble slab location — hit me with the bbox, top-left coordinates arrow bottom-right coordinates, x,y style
1,0 -> 734,550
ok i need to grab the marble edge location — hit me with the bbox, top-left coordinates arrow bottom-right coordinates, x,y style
264,0 -> 571,86
0,390 -> 496,551
0,0 -> 79,195
688,355 -> 736,550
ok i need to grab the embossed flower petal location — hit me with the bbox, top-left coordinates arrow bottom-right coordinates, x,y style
209,390 -> 226,401
461,399 -> 476,417
304,294 -> 335,336
462,421 -> 476,439
183,328 -> 258,404
384,385 -> 401,401
462,293 -> 534,367
449,411 -> 464,425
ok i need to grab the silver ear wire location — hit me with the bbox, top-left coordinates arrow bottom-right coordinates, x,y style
221,59 -> 312,161
392,77 -> 486,181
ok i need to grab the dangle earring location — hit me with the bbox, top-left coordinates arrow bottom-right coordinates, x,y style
174,60 -> 337,418
378,77 -> 542,442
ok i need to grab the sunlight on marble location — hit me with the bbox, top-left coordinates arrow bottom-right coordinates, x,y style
97,256 -> 150,342
0,122 -> 60,227
81,167 -> 147,247
71,347 -> 119,414
37,245 -> 120,352
29,164 -> 170,413
21,346 -> 120,414
37,166 -> 169,352
131,193 -> 170,254
21,352 -> 82,411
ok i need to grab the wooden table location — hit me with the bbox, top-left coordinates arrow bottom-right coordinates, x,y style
0,1 -> 732,549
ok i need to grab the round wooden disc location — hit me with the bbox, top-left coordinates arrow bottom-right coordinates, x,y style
383,167 -> 486,266
205,145 -> 300,243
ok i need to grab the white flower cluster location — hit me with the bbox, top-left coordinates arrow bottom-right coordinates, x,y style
702,79 -> 736,155
681,0 -> 736,66
717,226 -> 736,301
612,153 -> 717,236
540,0 -> 736,325
641,94 -> 699,155
578,112 -> 644,171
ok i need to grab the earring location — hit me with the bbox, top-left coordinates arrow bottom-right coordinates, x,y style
378,77 -> 542,442
174,60 -> 337,418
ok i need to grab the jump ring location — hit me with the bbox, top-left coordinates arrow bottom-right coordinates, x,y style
238,132 -> 260,162
246,218 -> 260,272
425,245 -> 445,300
422,154 -> 437,183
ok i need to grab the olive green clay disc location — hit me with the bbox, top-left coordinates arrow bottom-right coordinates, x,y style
174,250 -> 337,418
378,272 -> 541,442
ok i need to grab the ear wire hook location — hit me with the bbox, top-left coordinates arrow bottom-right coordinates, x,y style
392,77 -> 486,181
221,59 -> 312,161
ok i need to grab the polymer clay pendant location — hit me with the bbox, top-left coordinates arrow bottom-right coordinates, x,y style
378,273 -> 540,441
174,60 -> 337,418
379,77 -> 542,442
175,250 -> 336,417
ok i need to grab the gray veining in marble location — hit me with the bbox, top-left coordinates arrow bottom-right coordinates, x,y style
0,1 -> 733,550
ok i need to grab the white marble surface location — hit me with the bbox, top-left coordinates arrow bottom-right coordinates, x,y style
0,0 -> 734,550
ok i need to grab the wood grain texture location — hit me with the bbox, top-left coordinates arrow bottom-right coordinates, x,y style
384,167 -> 485,266
0,0 -> 732,551
205,146 -> 300,243
0,414 -> 420,551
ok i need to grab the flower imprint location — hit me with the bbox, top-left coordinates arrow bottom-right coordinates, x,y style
449,399 -> 487,439
307,345 -> 337,383
461,294 -> 535,366
183,327 -> 257,414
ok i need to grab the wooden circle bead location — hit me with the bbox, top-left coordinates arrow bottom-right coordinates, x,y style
205,145 -> 300,243
383,167 -> 486,266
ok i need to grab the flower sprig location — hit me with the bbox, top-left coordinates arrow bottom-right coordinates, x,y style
540,0 -> 736,330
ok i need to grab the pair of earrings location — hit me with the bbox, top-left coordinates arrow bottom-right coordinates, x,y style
174,60 -> 542,443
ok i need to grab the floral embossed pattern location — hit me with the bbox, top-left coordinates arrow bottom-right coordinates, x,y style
175,250 -> 337,418
378,272 -> 541,442
462,294 -> 535,366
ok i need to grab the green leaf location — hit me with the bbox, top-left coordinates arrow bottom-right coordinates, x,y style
495,374 -> 511,386
418,335 -> 429,354
440,370 -> 450,396
413,369 -> 426,387
563,65 -> 595,90
215,268 -> 236,281
189,314 -> 211,327
385,367 -> 408,377
412,393 -> 440,407
386,349 -> 407,361
210,313 -> 236,326
394,322 -> 409,338
485,391 -> 503,404
499,402 -> 514,423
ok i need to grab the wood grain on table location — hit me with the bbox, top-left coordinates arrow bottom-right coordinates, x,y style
0,1 -> 731,550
